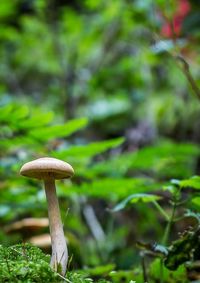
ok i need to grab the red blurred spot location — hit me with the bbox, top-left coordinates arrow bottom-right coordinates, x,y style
161,0 -> 191,38
177,0 -> 191,16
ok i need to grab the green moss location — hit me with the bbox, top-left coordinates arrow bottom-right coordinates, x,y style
0,243 -> 50,262
0,244 -> 61,282
0,244 -> 112,283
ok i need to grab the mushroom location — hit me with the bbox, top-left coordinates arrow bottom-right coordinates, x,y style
28,233 -> 51,249
20,157 -> 74,276
5,218 -> 49,233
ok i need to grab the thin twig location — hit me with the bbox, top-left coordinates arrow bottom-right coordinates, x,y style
56,272 -> 72,283
67,254 -> 73,270
140,252 -> 148,283
176,55 -> 200,102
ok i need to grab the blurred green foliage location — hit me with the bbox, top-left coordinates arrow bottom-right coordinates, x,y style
0,0 -> 200,282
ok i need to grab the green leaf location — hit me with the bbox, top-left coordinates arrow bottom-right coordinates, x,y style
192,197 -> 200,207
10,105 -> 29,122
91,140 -> 199,179
19,111 -> 54,129
0,104 -> 13,122
29,118 -> 88,141
170,179 -> 181,186
0,104 -> 29,124
112,193 -> 161,212
150,259 -> 188,282
0,2 -> 17,19
80,264 -> 115,277
53,137 -> 124,159
59,178 -> 157,201
86,96 -> 130,120
179,176 -> 200,190
109,269 -> 142,283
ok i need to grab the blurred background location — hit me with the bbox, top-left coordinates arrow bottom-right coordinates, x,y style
0,0 -> 200,279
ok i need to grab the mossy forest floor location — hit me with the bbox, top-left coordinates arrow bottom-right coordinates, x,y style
0,243 -> 191,283
0,244 -> 114,283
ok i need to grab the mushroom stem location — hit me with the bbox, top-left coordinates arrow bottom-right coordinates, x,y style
44,179 -> 68,276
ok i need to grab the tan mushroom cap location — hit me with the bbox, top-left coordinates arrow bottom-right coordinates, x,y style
20,157 -> 74,180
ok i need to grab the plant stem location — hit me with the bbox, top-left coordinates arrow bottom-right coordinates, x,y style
160,195 -> 178,283
141,252 -> 148,283
176,55 -> 200,102
162,199 -> 177,246
153,201 -> 170,222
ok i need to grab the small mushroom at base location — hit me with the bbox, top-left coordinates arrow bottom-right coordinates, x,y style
28,233 -> 51,249
20,157 -> 74,276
